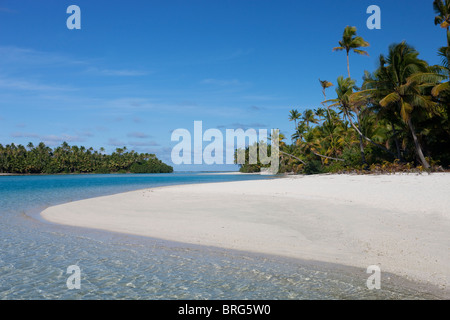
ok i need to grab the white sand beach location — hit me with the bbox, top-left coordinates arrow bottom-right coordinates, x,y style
41,173 -> 450,292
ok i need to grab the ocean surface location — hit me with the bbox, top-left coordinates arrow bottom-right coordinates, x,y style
0,173 -> 440,300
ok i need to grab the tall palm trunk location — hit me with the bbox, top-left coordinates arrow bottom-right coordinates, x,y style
447,27 -> 449,46
390,121 -> 404,162
407,117 -> 430,168
356,112 -> 367,166
322,96 -> 338,160
346,50 -> 351,78
344,109 -> 396,157
279,151 -> 306,165
311,150 -> 345,162
292,120 -> 297,143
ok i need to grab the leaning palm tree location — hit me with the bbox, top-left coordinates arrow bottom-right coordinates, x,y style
333,26 -> 370,78
325,76 -> 368,165
299,125 -> 345,163
359,71 -> 407,161
369,42 -> 444,168
268,132 -> 306,165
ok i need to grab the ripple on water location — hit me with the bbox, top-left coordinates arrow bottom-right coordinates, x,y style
0,174 -> 444,300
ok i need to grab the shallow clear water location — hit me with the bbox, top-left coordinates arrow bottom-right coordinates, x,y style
0,173 -> 441,299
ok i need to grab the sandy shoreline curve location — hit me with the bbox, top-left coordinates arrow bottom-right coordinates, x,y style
41,173 -> 450,293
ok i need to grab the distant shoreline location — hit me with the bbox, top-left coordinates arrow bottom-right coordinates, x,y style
0,171 -> 255,177
4,170 -> 450,177
41,173 -> 450,297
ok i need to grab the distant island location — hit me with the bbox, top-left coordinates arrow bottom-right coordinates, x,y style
0,142 -> 173,174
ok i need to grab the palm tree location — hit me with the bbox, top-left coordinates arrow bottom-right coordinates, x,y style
372,42 -> 443,168
314,108 -> 327,121
0,141 -> 173,174
0,144 -> 6,173
320,113 -> 348,160
434,0 -> 450,45
301,109 -> 318,128
302,129 -> 345,163
289,109 -> 345,163
333,26 -> 370,78
325,76 -> 368,165
432,34 -> 450,101
288,109 -> 301,129
319,79 -> 334,101
291,121 -> 307,142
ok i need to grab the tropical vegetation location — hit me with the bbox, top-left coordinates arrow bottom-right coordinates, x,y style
238,4 -> 450,174
0,142 -> 173,174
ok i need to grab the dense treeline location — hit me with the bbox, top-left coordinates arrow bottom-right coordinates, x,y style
0,142 -> 173,174
238,1 -> 450,174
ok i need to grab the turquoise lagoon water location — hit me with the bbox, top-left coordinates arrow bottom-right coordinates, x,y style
0,173 -> 440,299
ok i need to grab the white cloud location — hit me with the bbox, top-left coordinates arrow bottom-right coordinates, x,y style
127,132 -> 152,139
129,140 -> 160,147
85,67 -> 149,77
41,134 -> 85,144
10,132 -> 86,146
201,78 -> 244,86
11,132 -> 39,138
217,122 -> 268,130
0,46 -> 86,67
108,138 -> 126,147
0,77 -> 74,92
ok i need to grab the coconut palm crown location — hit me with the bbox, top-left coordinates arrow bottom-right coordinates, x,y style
332,26 -> 370,78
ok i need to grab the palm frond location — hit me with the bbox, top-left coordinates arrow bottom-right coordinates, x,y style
353,49 -> 369,56
407,72 -> 446,85
400,101 -> 413,122
380,92 -> 401,107
332,46 -> 344,52
432,81 -> 450,96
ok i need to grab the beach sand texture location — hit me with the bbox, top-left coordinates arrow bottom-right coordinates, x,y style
41,173 -> 450,291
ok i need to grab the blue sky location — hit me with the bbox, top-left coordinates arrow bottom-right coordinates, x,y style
0,0 -> 446,171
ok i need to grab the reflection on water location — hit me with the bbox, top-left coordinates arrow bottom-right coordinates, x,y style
0,173 -> 441,299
